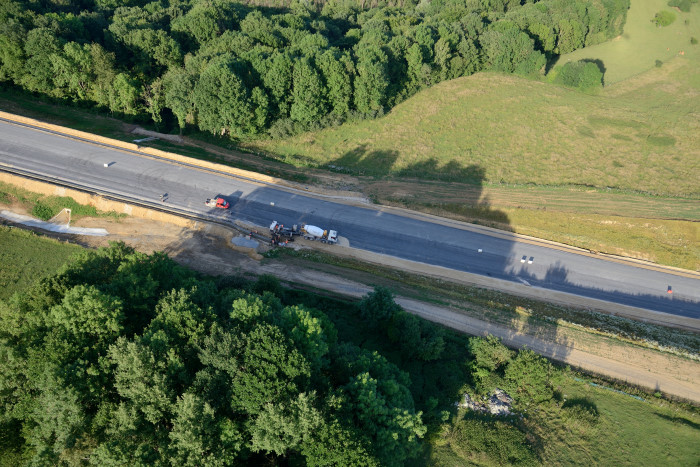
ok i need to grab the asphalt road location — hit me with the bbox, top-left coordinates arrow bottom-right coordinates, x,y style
0,119 -> 698,318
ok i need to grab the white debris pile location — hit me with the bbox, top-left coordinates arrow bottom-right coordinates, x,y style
1,210 -> 108,236
457,388 -> 515,416
488,388 -> 514,415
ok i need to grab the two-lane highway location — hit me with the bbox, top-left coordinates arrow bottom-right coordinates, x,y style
1,118 -> 698,318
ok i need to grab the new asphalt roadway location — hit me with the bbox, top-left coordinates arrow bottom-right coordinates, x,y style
0,118 -> 698,319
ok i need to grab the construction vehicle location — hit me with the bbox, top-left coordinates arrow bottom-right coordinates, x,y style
269,221 -> 300,239
269,221 -> 297,246
301,223 -> 338,244
205,197 -> 229,209
269,221 -> 338,245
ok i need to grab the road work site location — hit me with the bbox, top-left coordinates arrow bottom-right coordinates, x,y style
1,190 -> 699,403
0,110 -> 698,402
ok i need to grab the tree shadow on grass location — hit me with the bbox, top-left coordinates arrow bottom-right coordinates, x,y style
655,413 -> 700,430
396,158 -> 486,183
329,146 -> 493,184
328,144 -> 399,176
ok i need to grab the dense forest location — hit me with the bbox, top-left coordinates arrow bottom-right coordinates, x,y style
0,0 -> 629,138
0,242 -> 562,465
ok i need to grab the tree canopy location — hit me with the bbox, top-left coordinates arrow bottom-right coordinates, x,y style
0,243 -> 426,465
0,0 -> 630,138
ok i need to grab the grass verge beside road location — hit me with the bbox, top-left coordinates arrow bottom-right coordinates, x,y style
0,181 -> 124,221
384,197 -> 700,271
0,227 -> 81,301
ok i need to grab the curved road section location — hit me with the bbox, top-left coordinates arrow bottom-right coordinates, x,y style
0,119 -> 698,319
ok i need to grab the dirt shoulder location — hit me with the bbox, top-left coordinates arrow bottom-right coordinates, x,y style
4,207 -> 696,403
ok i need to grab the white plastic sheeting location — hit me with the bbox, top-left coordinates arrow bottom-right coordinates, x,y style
1,210 -> 108,236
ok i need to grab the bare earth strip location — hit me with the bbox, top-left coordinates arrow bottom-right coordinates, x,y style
264,249 -> 700,402
397,297 -> 700,403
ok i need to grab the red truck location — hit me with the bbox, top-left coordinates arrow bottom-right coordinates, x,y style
205,197 -> 229,209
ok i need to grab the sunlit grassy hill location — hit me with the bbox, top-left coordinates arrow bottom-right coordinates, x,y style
247,55 -> 699,197
556,0 -> 700,84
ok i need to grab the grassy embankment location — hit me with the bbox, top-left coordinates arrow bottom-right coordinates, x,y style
1,230 -> 699,466
0,181 -> 123,222
247,0 -> 700,270
0,227 -> 81,301
0,182 -> 123,301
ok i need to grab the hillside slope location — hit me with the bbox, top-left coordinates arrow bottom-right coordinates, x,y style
248,56 -> 699,197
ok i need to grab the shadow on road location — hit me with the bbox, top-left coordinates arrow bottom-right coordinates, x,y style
513,261 -> 698,319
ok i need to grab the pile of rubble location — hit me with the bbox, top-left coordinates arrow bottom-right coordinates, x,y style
458,388 -> 515,416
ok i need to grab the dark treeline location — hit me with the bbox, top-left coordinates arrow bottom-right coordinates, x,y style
0,242 -> 567,465
0,0 -> 629,138
0,244 -> 426,465
0,241 -> 571,465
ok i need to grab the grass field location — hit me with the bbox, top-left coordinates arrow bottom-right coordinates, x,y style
536,376 -> 700,465
0,227 -> 81,301
556,0 -> 700,84
432,374 -> 700,465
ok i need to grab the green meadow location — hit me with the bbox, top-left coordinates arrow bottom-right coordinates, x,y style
247,61 -> 699,197
0,227 -> 81,301
431,375 -> 700,465
556,0 -> 700,84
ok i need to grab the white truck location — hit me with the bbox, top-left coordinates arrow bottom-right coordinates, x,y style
301,224 -> 338,244
269,221 -> 338,244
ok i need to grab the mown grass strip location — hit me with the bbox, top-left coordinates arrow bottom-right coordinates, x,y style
0,226 -> 82,300
386,198 -> 700,271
